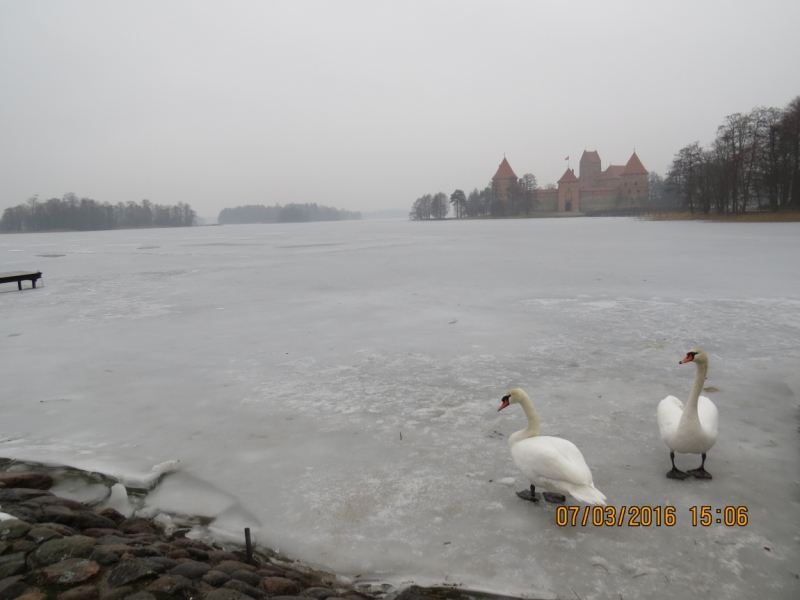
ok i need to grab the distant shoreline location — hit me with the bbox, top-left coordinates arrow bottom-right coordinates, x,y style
438,212 -> 584,220
5,211 -> 798,233
429,210 -> 800,223
640,211 -> 800,222
0,224 -> 206,235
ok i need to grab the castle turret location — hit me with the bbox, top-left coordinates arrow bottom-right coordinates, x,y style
619,152 -> 648,205
491,157 -> 518,206
579,150 -> 601,188
557,167 -> 580,212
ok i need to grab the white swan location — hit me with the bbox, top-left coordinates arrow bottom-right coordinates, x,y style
498,388 -> 607,506
657,348 -> 718,479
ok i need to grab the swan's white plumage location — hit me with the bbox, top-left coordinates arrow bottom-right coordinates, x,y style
658,349 -> 718,457
657,395 -> 684,437
501,388 -> 607,506
658,394 -> 718,454
510,436 -> 606,505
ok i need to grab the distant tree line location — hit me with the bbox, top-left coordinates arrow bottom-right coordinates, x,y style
410,173 -> 539,220
0,193 -> 196,232
218,203 -> 360,224
409,193 -> 450,220
462,187 -> 494,218
667,96 -> 800,213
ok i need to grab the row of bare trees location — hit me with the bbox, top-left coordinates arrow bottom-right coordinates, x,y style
218,203 -> 360,224
0,193 -> 196,232
410,173 -> 540,220
463,187 -> 492,217
409,192 -> 450,220
667,96 -> 800,213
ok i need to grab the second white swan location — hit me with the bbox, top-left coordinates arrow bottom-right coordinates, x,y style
498,388 -> 607,506
657,348 -> 719,479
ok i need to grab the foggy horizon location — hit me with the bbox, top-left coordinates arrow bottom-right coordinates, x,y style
1,1 -> 798,219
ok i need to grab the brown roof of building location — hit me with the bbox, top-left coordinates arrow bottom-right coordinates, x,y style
492,157 -> 517,180
599,165 -> 626,179
558,168 -> 579,184
581,150 -> 601,163
621,152 -> 648,175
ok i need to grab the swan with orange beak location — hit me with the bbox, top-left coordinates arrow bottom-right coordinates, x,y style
498,388 -> 607,505
657,349 -> 719,479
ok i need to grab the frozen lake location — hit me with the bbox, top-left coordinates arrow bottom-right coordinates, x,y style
1,218 -> 799,600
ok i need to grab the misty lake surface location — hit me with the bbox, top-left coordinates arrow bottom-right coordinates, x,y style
2,218 -> 799,600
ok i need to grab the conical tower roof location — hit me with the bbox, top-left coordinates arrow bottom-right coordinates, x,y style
492,157 -> 517,180
621,152 -> 648,175
558,167 -> 579,184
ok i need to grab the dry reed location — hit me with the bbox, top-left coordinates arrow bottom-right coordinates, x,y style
641,211 -> 800,223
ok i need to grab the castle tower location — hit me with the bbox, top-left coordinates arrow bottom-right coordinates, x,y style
491,157 -> 518,206
557,168 -> 580,212
579,150 -> 601,188
619,152 -> 649,205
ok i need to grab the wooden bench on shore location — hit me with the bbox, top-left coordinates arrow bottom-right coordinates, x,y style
0,270 -> 43,290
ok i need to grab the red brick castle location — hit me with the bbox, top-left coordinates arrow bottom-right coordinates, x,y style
492,150 -> 649,213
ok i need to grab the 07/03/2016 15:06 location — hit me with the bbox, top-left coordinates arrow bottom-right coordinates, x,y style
556,505 -> 749,527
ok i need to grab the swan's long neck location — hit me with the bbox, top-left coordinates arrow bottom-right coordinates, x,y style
683,361 -> 708,420
517,394 -> 541,438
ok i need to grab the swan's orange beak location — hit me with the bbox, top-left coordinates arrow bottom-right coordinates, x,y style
680,355 -> 694,364
498,397 -> 510,412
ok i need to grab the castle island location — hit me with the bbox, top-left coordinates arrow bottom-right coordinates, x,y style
493,150 -> 649,213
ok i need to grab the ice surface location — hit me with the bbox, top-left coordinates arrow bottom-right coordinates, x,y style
1,218 -> 799,599
104,483 -> 136,517
48,478 -> 110,505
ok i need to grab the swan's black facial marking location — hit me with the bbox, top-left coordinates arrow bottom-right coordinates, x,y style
680,351 -> 697,364
498,395 -> 510,412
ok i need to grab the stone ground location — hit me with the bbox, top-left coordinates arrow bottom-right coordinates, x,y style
1,469 -> 537,600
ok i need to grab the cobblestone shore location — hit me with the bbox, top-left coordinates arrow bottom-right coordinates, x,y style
1,468 -> 531,600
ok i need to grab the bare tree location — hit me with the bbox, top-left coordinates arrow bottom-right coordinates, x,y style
521,173 -> 538,215
430,192 -> 450,219
465,188 -> 482,217
648,172 -> 666,207
409,194 -> 432,220
450,189 -> 466,218
667,142 -> 703,212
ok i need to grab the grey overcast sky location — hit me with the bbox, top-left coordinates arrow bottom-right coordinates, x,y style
1,1 -> 798,218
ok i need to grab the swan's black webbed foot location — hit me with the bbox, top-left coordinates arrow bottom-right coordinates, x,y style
666,451 -> 689,480
542,492 -> 566,503
687,467 -> 712,479
687,454 -> 712,479
516,485 -> 541,502
666,467 -> 690,480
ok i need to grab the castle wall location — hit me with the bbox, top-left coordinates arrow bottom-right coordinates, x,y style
536,189 -> 558,211
578,191 -> 620,212
620,173 -> 648,199
578,188 -> 648,212
598,176 -> 621,189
